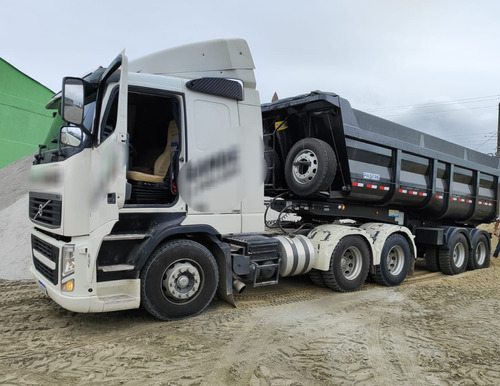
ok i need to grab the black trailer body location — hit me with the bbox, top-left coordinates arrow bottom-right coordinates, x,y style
262,91 -> 500,227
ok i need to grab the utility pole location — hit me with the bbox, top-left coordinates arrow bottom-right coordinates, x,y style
497,103 -> 500,157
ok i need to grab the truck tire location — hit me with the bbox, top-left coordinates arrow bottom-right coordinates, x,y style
468,235 -> 490,270
140,239 -> 218,321
308,269 -> 327,287
373,234 -> 411,286
321,235 -> 370,292
425,247 -> 440,272
438,233 -> 469,275
284,138 -> 336,197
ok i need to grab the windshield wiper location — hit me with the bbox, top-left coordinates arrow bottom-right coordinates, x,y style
34,145 -> 47,164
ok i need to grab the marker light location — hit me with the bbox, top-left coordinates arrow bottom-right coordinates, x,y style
62,279 -> 74,292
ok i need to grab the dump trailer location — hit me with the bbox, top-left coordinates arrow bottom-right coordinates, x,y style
261,91 -> 498,275
29,39 -> 498,321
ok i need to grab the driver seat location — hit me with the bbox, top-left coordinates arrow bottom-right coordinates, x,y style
127,120 -> 179,183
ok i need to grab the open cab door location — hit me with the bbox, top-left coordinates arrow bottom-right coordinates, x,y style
88,51 -> 129,234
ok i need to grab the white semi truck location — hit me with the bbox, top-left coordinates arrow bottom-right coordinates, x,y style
29,39 -> 496,320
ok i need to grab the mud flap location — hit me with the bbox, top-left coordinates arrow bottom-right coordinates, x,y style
208,236 -> 236,307
217,258 -> 236,308
408,255 -> 416,276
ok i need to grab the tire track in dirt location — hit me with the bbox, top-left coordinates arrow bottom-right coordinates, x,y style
395,265 -> 500,385
364,299 -> 427,385
2,261 -> 500,385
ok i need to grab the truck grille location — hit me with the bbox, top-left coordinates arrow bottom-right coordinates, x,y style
29,193 -> 62,228
32,235 -> 59,285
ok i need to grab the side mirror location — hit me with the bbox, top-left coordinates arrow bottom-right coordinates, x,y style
62,77 -> 85,125
60,126 -> 84,147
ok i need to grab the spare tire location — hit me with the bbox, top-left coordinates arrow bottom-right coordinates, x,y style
284,138 -> 336,197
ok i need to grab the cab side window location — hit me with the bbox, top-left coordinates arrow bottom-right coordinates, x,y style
100,88 -> 119,143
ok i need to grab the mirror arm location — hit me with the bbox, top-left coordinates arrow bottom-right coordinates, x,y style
81,125 -> 93,148
80,125 -> 92,137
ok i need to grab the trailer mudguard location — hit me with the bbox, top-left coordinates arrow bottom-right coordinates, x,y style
360,223 -> 417,266
440,226 -> 470,250
468,227 -> 490,248
308,224 -> 374,271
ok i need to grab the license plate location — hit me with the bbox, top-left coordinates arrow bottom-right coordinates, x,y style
38,280 -> 48,296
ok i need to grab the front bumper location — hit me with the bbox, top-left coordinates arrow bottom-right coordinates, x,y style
31,266 -> 141,313
30,228 -> 141,314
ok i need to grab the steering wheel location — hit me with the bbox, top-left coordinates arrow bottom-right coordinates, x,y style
129,143 -> 137,158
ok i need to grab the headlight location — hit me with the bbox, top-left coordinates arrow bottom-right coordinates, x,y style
62,244 -> 75,278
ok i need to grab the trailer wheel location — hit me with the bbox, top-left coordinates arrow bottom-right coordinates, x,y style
284,138 -> 336,197
373,234 -> 411,286
321,235 -> 370,292
140,239 -> 218,321
425,247 -> 440,272
438,233 -> 469,275
308,269 -> 327,287
468,235 -> 490,270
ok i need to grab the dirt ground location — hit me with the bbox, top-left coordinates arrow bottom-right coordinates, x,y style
2,227 -> 500,386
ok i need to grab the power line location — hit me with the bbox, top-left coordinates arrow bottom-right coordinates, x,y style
474,132 -> 497,151
448,132 -> 496,138
366,95 -> 499,113
377,104 -> 498,118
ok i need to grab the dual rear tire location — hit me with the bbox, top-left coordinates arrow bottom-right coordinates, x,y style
426,232 -> 489,275
309,233 -> 411,292
372,234 -> 411,287
320,235 -> 371,292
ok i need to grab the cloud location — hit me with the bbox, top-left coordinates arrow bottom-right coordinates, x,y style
2,0 -> 500,155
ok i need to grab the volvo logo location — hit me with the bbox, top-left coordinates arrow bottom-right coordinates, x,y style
33,200 -> 51,221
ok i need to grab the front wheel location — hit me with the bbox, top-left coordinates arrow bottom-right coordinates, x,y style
321,235 -> 370,292
141,239 -> 218,320
373,234 -> 411,286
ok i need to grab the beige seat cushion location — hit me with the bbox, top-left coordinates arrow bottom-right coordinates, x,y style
127,121 -> 179,183
126,170 -> 165,183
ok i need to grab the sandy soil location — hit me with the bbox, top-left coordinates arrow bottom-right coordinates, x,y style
2,253 -> 500,385
0,157 -> 32,281
2,158 -> 500,385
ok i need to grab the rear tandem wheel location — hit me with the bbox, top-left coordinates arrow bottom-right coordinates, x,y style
373,234 -> 411,286
468,234 -> 490,270
321,235 -> 370,292
438,233 -> 469,275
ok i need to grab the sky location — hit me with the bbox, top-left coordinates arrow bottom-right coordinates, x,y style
2,0 -> 500,155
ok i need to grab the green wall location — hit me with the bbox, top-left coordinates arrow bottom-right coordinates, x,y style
0,58 -> 54,168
